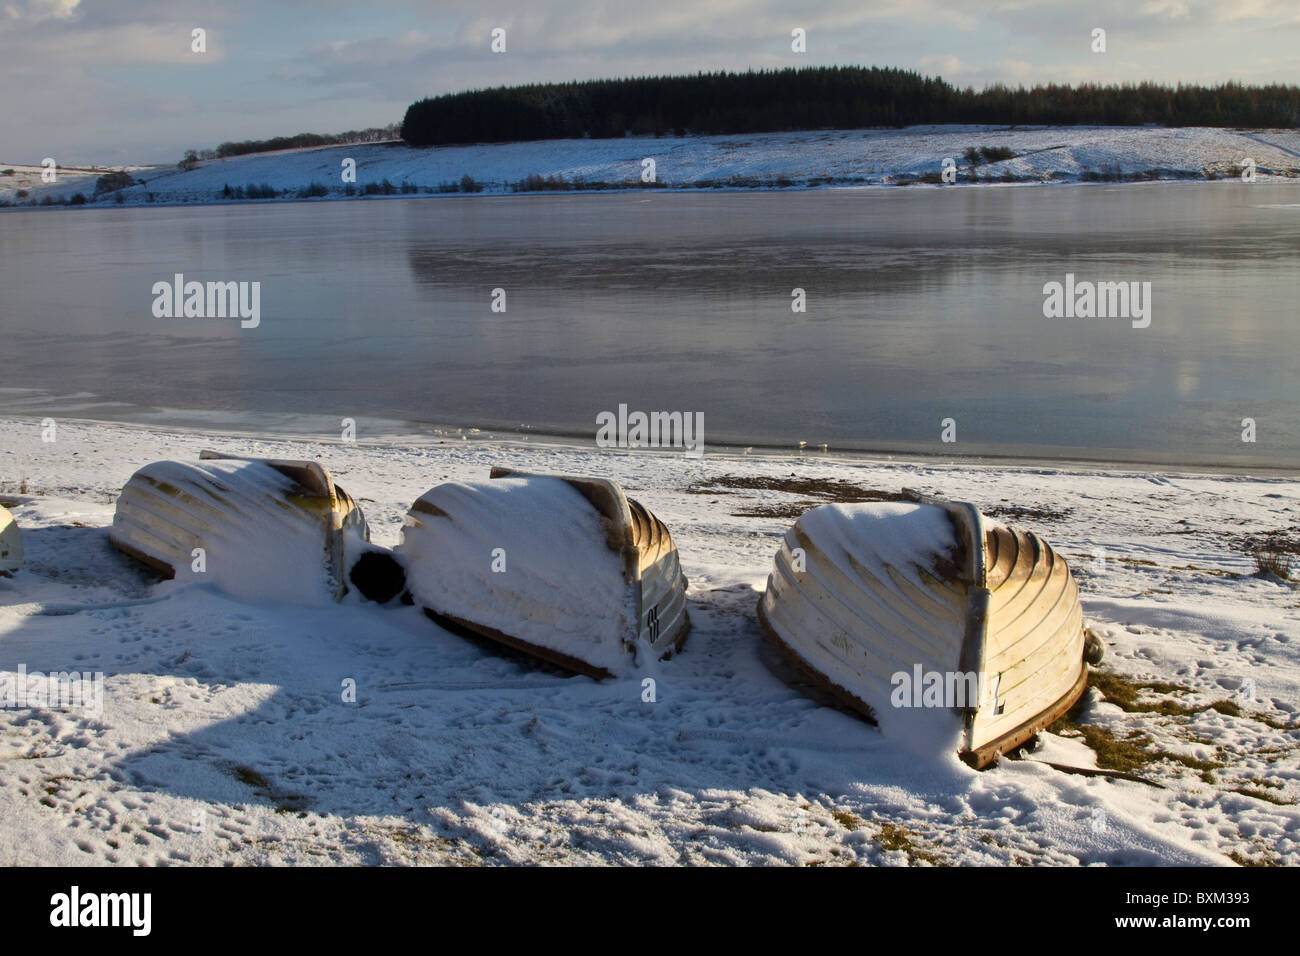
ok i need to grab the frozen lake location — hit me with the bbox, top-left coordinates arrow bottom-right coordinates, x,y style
2,184 -> 1297,466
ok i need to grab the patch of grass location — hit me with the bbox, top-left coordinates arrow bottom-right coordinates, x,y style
729,501 -> 821,519
873,822 -> 946,865
1245,711 -> 1294,730
1049,715 -> 1223,776
1166,751 -> 1223,773
1050,671 -> 1284,785
1228,787 -> 1293,806
964,145 -> 1017,165
1089,670 -> 1197,716
224,763 -> 310,814
983,503 -> 1070,523
365,824 -> 467,856
1208,700 -> 1242,717
1238,527 -> 1300,557
1076,726 -> 1157,773
688,474 -> 909,502
697,476 -> 917,519
231,765 -> 270,789
832,809 -> 863,830
1228,850 -> 1280,867
1071,676 -> 1236,772
1168,563 -> 1239,578
1090,670 -> 1281,728
1253,549 -> 1292,580
874,822 -> 913,851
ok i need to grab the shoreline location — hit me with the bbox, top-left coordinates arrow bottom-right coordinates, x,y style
3,413 -> 1297,479
6,124 -> 1299,209
6,172 -> 1295,213
6,175 -> 1298,216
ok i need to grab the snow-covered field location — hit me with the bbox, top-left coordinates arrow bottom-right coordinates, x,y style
2,416 -> 1297,866
6,125 -> 1300,206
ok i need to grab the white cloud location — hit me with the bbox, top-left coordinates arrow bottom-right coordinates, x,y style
1,0 -> 1297,163
1140,0 -> 1191,19
2,0 -> 80,23
918,55 -> 966,76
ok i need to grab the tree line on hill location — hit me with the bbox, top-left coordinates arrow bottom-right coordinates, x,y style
399,66 -> 1300,146
177,124 -> 401,167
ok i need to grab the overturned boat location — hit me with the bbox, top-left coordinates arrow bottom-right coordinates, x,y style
758,490 -> 1089,768
395,467 -> 688,678
109,451 -> 369,603
0,505 -> 21,577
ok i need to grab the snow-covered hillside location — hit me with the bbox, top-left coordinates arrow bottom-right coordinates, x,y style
2,416 -> 1297,865
5,126 -> 1300,207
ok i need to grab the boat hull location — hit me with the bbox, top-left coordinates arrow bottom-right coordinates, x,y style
398,469 -> 689,678
758,492 -> 1088,767
0,505 -> 21,577
109,451 -> 367,603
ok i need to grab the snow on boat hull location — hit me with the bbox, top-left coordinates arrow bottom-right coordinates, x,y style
396,468 -> 688,678
757,490 -> 1087,768
0,505 -> 21,576
109,451 -> 368,603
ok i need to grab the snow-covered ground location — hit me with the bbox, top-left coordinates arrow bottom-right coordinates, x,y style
5,125 -> 1300,206
2,416 -> 1297,866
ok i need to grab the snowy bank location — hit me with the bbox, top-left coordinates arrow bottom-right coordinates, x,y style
1,416 -> 1298,865
5,125 -> 1300,207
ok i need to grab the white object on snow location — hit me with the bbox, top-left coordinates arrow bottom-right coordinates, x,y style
396,468 -> 689,678
0,505 -> 21,576
109,451 -> 369,604
758,489 -> 1087,767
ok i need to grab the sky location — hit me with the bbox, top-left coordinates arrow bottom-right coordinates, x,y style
3,0 -> 1299,165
